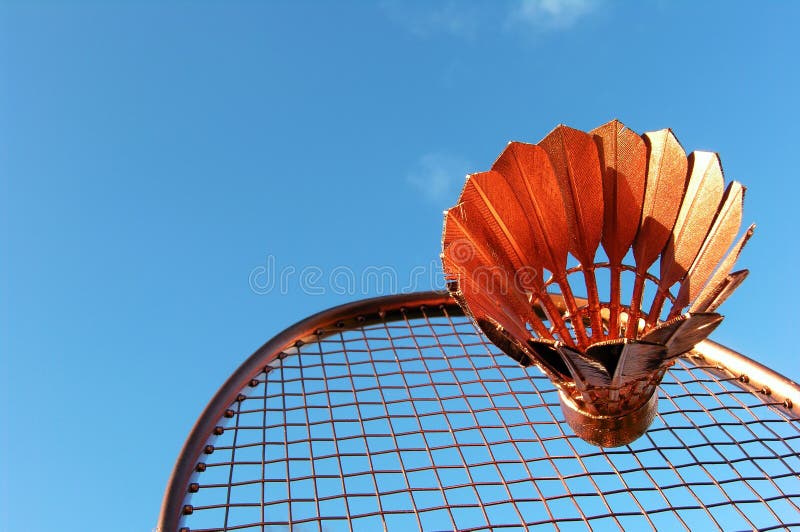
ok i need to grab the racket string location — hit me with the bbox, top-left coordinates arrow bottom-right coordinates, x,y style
179,307 -> 800,531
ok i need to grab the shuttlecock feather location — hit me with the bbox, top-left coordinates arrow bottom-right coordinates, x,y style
442,120 -> 753,447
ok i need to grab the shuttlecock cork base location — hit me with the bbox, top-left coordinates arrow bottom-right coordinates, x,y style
559,388 -> 659,448
442,120 -> 753,447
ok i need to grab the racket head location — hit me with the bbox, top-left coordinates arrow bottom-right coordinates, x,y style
158,291 -> 800,531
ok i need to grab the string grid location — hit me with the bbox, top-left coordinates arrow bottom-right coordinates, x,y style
174,303 -> 800,531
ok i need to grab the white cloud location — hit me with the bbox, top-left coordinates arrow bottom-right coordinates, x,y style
407,153 -> 472,203
510,0 -> 598,30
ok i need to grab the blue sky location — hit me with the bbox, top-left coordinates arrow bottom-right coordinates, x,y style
2,1 -> 798,531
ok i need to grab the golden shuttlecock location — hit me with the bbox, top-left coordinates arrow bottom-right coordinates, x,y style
442,120 -> 753,447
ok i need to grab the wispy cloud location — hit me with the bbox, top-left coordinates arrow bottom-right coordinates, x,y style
380,0 -> 480,39
382,0 -> 600,39
509,0 -> 599,30
407,153 -> 472,203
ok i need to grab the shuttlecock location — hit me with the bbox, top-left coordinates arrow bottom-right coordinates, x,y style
442,120 -> 753,447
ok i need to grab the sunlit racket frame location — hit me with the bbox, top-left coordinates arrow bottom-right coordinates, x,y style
157,291 -> 799,531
